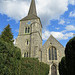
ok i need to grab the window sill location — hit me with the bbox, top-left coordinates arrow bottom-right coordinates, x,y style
25,33 -> 30,35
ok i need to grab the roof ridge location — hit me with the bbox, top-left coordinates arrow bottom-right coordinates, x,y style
43,35 -> 64,48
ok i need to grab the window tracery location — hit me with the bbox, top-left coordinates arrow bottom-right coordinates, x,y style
48,46 -> 57,60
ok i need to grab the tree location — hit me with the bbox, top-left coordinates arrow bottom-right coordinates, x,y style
0,39 -> 21,75
0,25 -> 21,75
0,24 -> 13,43
59,57 -> 67,75
65,37 -> 75,75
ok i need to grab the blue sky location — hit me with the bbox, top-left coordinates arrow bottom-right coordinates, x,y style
0,0 -> 75,47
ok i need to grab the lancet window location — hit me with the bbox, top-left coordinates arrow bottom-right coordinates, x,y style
25,28 -> 27,33
24,52 -> 29,57
27,40 -> 29,45
25,27 -> 30,33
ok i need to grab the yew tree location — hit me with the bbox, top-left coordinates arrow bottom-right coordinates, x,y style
1,24 -> 13,43
65,37 -> 75,75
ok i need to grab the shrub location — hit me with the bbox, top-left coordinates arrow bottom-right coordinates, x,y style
21,58 -> 49,75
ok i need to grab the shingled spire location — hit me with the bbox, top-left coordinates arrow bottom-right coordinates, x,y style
28,0 -> 37,16
20,0 -> 39,21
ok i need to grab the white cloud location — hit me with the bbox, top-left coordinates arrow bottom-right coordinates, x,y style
65,25 -> 75,31
69,11 -> 75,17
42,30 -> 73,40
51,31 -> 65,40
58,19 -> 65,25
42,31 -> 51,40
69,0 -> 75,5
55,28 -> 60,30
0,0 -> 68,26
0,1 -> 30,21
61,25 -> 75,33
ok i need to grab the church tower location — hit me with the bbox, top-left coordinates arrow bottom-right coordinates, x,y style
15,0 -> 42,59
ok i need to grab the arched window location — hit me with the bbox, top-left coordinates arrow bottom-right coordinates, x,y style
25,28 -> 27,33
54,48 -> 57,60
49,48 -> 51,60
25,27 -> 30,33
52,47 -> 54,60
49,46 -> 57,60
27,40 -> 28,45
24,53 -> 26,57
51,65 -> 57,75
27,52 -> 28,57
28,27 -> 30,33
24,52 -> 29,57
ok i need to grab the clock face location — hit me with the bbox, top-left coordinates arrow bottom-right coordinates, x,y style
27,21 -> 31,25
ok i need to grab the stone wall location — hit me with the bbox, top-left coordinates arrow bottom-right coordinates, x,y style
15,19 -> 42,59
41,35 -> 65,75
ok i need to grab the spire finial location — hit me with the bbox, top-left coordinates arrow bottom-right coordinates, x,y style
28,0 -> 37,16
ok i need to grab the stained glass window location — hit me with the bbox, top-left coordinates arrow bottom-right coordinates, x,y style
55,49 -> 57,60
52,47 -> 54,60
49,46 -> 57,60
49,48 -> 51,60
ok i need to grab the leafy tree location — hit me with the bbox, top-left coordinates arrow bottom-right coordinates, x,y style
0,24 -> 13,43
59,57 -> 67,75
65,37 -> 75,75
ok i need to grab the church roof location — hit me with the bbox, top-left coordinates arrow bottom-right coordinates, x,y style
20,14 -> 40,21
20,0 -> 39,21
43,35 -> 64,48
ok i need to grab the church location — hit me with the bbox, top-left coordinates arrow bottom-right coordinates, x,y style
15,0 -> 65,75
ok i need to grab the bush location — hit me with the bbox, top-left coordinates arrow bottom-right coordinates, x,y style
21,58 -> 49,75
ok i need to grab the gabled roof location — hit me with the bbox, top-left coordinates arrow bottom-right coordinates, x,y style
43,35 -> 64,48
